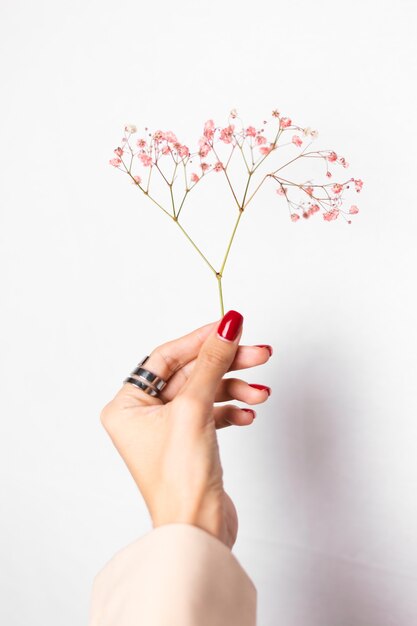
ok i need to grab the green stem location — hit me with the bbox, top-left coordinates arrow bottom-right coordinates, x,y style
217,274 -> 224,317
174,219 -> 217,275
220,210 -> 243,275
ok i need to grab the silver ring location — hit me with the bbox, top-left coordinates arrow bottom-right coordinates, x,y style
123,356 -> 167,396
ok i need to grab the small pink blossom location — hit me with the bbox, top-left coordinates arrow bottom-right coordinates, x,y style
323,209 -> 340,221
255,134 -> 267,145
292,135 -> 303,147
272,110 -> 280,118
200,162 -> 209,171
203,119 -> 215,140
245,126 -> 257,137
178,145 -> 190,158
109,157 -> 121,167
276,187 -> 286,196
354,179 -> 363,192
191,173 -> 200,183
259,145 -> 273,155
339,157 -> 349,168
162,145 -> 171,155
304,186 -> 314,196
132,175 -> 141,184
327,151 -> 338,162
139,154 -> 152,167
310,204 -> 320,213
280,117 -> 292,128
214,161 -> 224,172
165,131 -> 178,144
331,183 -> 343,195
136,138 -> 147,148
326,171 -> 332,178
114,147 -> 124,157
291,213 -> 300,222
124,124 -> 137,133
349,205 -> 359,214
220,125 -> 235,144
199,145 -> 210,157
153,130 -> 166,142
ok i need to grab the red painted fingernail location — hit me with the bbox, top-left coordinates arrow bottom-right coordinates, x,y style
217,310 -> 243,342
242,408 -> 256,419
249,383 -> 271,396
256,344 -> 273,356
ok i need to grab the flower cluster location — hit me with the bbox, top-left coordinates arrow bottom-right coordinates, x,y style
109,110 -> 363,313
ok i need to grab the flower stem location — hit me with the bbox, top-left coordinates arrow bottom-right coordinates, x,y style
220,210 -> 243,274
217,274 -> 224,317
174,219 -> 217,275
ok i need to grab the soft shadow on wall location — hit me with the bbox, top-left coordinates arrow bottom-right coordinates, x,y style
254,339 -> 416,626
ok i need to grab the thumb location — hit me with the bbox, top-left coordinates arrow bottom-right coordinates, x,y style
180,310 -> 244,406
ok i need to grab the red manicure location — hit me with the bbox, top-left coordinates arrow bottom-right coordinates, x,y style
249,383 -> 271,396
217,310 -> 243,342
256,344 -> 273,356
242,408 -> 256,419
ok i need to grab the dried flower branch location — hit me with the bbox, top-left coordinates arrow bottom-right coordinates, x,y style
110,110 -> 363,315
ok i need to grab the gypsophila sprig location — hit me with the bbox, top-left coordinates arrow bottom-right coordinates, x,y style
110,110 -> 363,315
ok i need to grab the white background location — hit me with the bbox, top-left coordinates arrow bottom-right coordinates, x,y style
1,1 -> 417,624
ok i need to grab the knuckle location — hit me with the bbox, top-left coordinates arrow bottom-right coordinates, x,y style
153,345 -> 180,376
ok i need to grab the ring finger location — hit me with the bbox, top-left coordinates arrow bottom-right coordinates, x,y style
215,377 -> 271,404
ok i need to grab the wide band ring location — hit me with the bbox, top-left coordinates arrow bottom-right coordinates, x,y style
123,356 -> 167,396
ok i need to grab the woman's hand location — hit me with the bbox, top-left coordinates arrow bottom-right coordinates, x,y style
100,310 -> 272,549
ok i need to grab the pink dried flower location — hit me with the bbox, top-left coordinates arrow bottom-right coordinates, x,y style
332,183 -> 343,195
178,145 -> 190,158
280,117 -> 292,128
139,154 -> 152,167
198,137 -> 211,157
220,125 -> 235,144
255,134 -> 267,145
354,179 -> 363,192
111,110 -> 363,316
165,131 -> 178,144
323,209 -> 340,221
153,130 -> 166,142
203,119 -> 215,140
